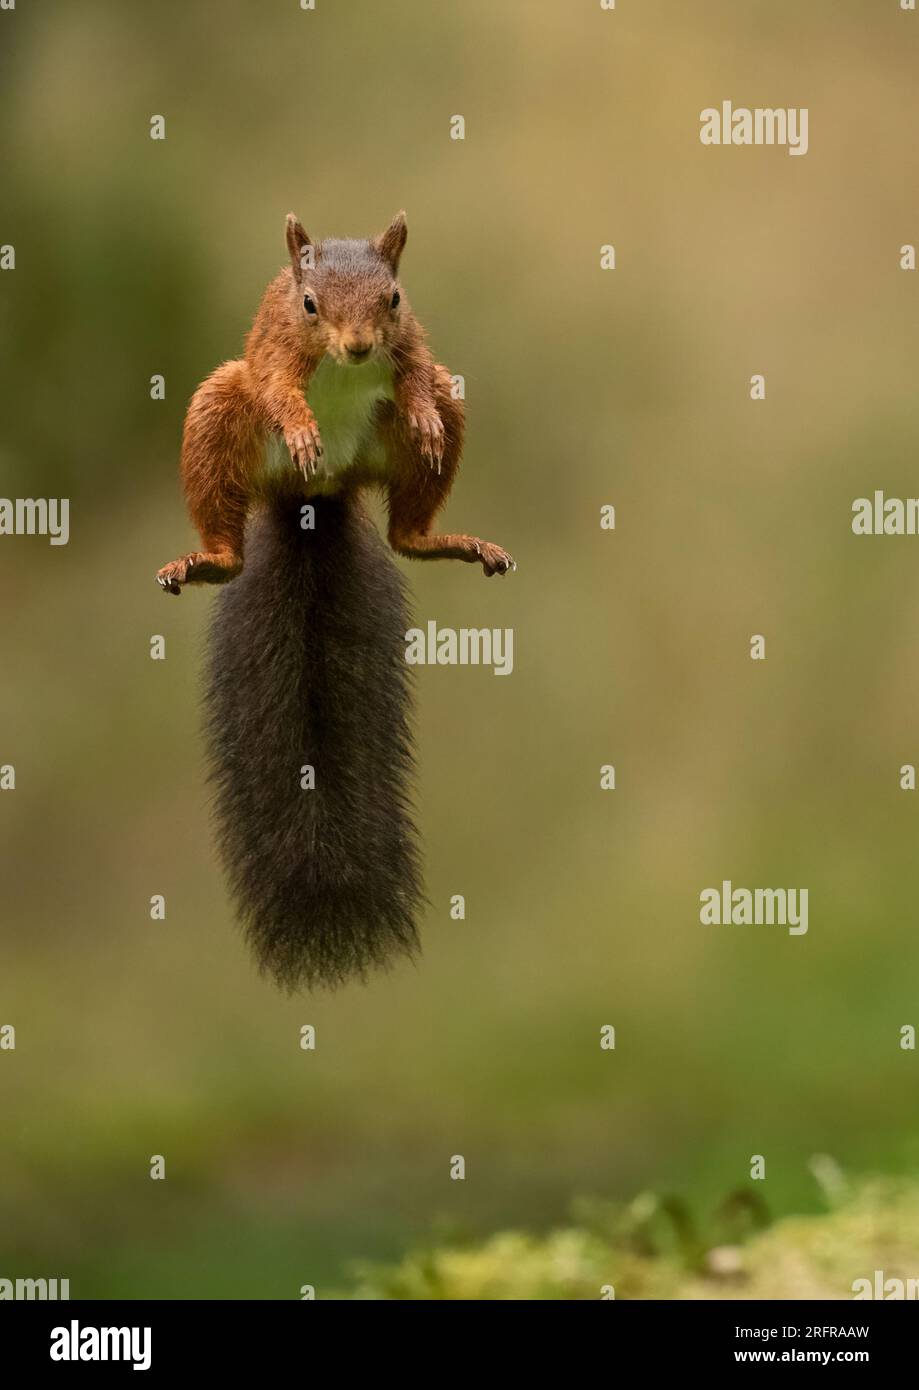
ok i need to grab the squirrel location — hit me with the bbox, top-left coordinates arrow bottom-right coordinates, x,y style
156,212 -> 514,990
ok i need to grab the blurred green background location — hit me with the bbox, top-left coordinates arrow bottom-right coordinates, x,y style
2,0 -> 919,1297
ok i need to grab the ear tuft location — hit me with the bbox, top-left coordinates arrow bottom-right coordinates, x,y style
376,211 -> 408,273
286,214 -> 313,280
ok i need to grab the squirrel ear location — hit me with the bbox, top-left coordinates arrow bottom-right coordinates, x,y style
286,213 -> 314,281
376,211 -> 407,274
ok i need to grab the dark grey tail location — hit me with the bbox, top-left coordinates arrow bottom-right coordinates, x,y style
205,489 -> 422,990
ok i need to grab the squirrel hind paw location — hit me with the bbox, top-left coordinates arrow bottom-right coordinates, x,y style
156,550 -> 243,592
156,566 -> 184,595
479,543 -> 515,578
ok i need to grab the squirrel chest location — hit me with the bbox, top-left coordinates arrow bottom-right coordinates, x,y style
264,354 -> 395,494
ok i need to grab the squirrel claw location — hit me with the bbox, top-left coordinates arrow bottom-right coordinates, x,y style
285,419 -> 324,477
408,410 -> 445,470
476,542 -> 515,578
156,561 -> 186,595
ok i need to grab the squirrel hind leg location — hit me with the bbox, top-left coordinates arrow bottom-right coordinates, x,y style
156,547 -> 243,595
383,374 -> 514,577
390,528 -> 515,577
386,475 -> 515,576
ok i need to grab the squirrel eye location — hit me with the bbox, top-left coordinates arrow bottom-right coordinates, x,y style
303,295 -> 317,315
390,290 -> 400,309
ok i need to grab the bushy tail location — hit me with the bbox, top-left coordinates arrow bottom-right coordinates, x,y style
205,489 -> 422,990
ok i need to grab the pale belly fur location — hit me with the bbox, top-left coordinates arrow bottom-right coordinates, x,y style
262,354 -> 395,496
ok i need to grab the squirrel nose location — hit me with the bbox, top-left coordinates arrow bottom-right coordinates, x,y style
344,339 -> 373,361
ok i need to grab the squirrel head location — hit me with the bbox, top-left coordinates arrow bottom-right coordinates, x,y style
285,212 -> 408,366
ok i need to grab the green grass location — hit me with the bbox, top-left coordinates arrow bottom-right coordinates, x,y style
347,1179 -> 919,1300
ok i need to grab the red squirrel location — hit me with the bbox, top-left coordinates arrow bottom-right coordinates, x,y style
157,211 -> 514,594
157,215 -> 514,990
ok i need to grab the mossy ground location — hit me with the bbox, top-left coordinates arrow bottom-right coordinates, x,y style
346,1181 -> 919,1300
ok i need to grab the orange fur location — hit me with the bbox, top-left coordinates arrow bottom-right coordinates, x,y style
156,214 -> 514,593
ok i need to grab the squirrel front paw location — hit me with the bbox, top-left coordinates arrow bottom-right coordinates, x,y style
408,407 -> 445,472
285,415 -> 324,478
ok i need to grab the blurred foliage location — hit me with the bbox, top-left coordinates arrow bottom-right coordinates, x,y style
350,1180 -> 919,1300
2,0 -> 919,1296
